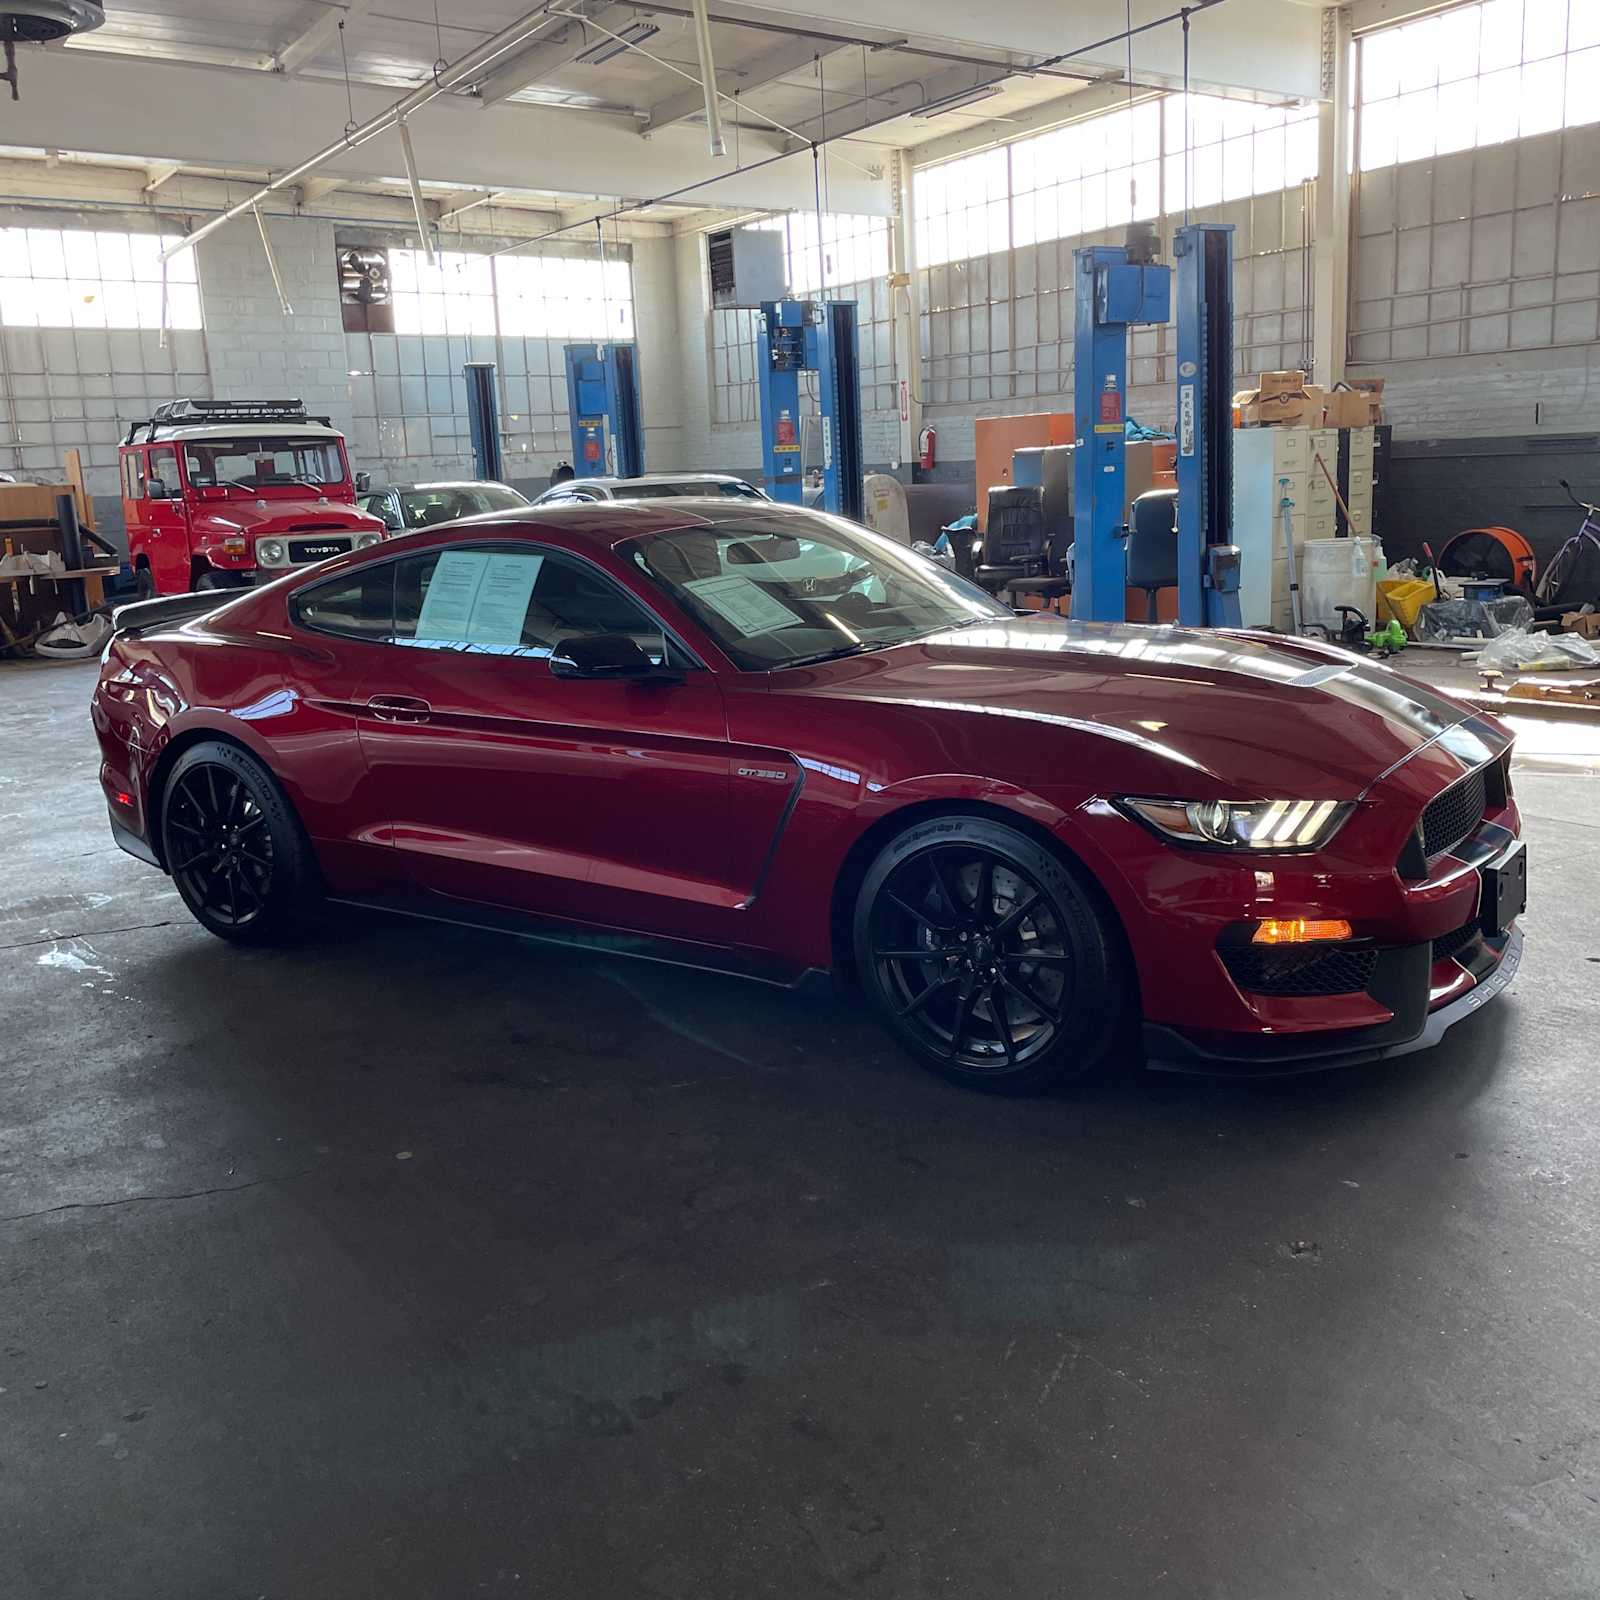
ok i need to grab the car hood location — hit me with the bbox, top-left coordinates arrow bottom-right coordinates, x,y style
776,615 -> 1481,798
192,500 -> 382,537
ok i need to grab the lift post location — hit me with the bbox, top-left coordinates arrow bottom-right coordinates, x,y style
1071,227 -> 1241,627
756,299 -> 864,522
562,342 -> 644,479
1071,244 -> 1170,623
463,362 -> 502,483
1172,222 -> 1242,628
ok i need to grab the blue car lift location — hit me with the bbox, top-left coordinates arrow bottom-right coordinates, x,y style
756,299 -> 864,521
1071,222 -> 1241,627
563,342 -> 644,479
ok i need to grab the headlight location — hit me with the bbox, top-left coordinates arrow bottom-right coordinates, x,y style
256,538 -> 287,566
354,532 -> 383,549
1116,796 -> 1354,851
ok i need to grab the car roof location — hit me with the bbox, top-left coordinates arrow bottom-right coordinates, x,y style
370,480 -> 523,494
569,472 -> 755,489
394,495 -> 820,553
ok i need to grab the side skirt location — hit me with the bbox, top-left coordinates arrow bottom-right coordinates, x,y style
325,893 -> 832,994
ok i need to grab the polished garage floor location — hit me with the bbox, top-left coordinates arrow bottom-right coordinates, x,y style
3,661 -> 1597,1600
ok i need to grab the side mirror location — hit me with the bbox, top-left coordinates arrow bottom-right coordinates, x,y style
147,478 -> 170,500
355,471 -> 372,493
549,633 -> 678,682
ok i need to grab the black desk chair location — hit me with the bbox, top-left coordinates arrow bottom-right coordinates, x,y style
976,484 -> 1071,607
1127,488 -> 1179,623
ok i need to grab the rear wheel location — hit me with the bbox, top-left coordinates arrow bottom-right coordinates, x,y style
133,564 -> 156,601
854,815 -> 1126,1094
161,741 -> 318,944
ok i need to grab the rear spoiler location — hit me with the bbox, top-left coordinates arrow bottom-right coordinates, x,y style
110,590 -> 231,637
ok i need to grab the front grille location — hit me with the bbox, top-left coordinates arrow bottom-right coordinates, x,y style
1420,767 -> 1487,860
288,535 -> 353,563
1220,942 -> 1380,997
1432,920 -> 1482,965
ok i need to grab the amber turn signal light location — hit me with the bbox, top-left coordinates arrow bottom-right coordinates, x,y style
1252,917 -> 1354,945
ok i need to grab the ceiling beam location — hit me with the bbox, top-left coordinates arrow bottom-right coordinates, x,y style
275,0 -> 377,77
469,2 -> 634,108
297,175 -> 344,205
641,38 -> 846,134
779,59 -> 1021,151
906,80 -> 1165,167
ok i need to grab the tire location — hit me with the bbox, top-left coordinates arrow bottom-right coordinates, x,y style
160,740 -> 319,944
134,565 -> 156,601
853,814 -> 1127,1094
195,569 -> 246,592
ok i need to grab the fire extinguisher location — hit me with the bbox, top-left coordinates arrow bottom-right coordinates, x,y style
918,426 -> 936,470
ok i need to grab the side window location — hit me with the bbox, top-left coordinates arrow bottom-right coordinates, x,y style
121,452 -> 145,499
147,447 -> 178,501
391,547 -> 670,663
290,564 -> 396,641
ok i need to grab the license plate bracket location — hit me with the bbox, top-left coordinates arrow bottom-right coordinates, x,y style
1480,841 -> 1527,937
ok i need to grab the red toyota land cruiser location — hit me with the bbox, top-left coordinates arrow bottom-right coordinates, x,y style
119,398 -> 387,597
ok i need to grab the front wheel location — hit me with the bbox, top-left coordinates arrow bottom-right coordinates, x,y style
161,741 -> 319,944
854,815 -> 1127,1094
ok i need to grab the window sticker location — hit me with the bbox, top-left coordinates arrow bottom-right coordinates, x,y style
684,573 -> 802,636
415,549 -> 544,647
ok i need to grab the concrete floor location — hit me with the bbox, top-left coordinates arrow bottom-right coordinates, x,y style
3,659 -> 1598,1600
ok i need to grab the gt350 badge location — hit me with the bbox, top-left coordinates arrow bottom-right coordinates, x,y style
738,766 -> 788,781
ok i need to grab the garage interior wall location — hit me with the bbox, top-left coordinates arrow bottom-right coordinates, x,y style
0,208 -> 656,548
1347,0 -> 1600,435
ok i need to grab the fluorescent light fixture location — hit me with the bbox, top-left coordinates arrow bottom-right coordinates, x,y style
909,83 -> 1002,118
575,23 -> 660,66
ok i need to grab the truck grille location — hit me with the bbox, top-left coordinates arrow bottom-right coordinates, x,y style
1420,768 -> 1487,861
1219,943 -> 1379,998
288,535 -> 354,563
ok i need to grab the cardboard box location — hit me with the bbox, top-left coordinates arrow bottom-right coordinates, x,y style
1238,386 -> 1326,428
1563,610 -> 1600,640
1324,381 -> 1384,427
1258,370 -> 1307,398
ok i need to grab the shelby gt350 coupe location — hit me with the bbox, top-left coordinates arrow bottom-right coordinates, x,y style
93,500 -> 1525,1092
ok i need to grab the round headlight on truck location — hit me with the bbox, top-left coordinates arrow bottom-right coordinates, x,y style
354,532 -> 383,549
256,538 -> 287,566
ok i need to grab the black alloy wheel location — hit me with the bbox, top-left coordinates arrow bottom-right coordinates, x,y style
161,741 -> 316,943
856,816 -> 1125,1093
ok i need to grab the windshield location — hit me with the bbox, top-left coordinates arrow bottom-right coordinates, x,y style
397,485 -> 526,528
619,508 -> 1009,670
183,435 -> 345,490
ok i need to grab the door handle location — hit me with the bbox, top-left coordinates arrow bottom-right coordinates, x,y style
365,694 -> 432,723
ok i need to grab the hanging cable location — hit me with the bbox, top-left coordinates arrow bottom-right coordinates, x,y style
432,0 -> 447,78
338,20 -> 357,139
485,0 -> 1225,263
1182,8 -> 1192,225
812,141 -> 826,300
1126,0 -> 1137,219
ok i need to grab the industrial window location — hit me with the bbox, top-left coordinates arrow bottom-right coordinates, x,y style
1357,0 -> 1600,169
0,227 -> 201,330
913,150 -> 1010,271
1162,95 -> 1319,212
917,95 -> 1317,267
1010,101 -> 1163,248
387,248 -> 634,340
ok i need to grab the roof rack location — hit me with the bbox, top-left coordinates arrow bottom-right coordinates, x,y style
122,398 -> 334,444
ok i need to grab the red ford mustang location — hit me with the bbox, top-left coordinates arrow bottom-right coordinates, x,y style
92,500 -> 1526,1093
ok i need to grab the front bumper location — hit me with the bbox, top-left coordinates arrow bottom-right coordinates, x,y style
1143,926 -> 1522,1074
